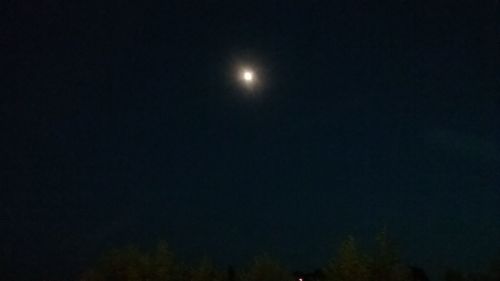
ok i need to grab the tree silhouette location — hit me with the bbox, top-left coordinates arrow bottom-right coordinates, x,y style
226,265 -> 238,281
80,242 -> 180,281
325,236 -> 369,281
445,269 -> 466,281
370,230 -> 410,281
191,258 -> 221,281
151,241 -> 180,281
243,254 -> 294,281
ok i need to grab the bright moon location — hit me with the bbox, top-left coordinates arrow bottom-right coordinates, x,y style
243,71 -> 254,81
240,69 -> 255,85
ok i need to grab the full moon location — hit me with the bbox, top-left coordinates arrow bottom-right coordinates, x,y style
243,71 -> 254,82
240,69 -> 255,86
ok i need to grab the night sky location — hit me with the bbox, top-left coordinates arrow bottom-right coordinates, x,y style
2,1 -> 500,280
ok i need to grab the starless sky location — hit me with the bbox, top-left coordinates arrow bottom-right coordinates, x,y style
2,1 -> 500,280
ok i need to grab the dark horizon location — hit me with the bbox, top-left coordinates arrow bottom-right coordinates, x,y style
2,1 -> 500,280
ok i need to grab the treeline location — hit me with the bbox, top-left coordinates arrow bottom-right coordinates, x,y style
80,240 -> 291,281
445,267 -> 500,281
79,231 -> 499,281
